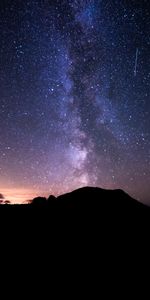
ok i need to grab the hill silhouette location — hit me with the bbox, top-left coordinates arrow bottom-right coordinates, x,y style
0,187 -> 149,254
0,187 -> 149,228
30,186 -> 148,212
1,186 -> 149,210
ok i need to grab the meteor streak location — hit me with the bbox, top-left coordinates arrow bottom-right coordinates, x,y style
134,48 -> 138,77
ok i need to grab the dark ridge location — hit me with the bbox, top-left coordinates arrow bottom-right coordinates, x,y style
0,187 -> 149,242
0,186 -> 149,213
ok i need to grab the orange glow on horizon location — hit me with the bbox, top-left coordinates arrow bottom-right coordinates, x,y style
0,182 -> 129,204
0,187 -> 42,204
0,185 -> 67,204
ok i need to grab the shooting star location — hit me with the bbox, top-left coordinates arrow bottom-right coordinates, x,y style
134,48 -> 138,77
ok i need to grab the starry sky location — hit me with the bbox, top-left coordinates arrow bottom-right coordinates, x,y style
0,0 -> 150,204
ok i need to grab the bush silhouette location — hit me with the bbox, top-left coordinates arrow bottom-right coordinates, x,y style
31,197 -> 47,205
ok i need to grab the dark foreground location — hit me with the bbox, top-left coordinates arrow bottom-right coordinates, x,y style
0,187 -> 149,226
1,187 -> 150,284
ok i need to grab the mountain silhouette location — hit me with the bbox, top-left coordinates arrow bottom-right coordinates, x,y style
0,187 -> 149,229
56,187 -> 146,210
1,186 -> 149,210
0,187 -> 149,256
30,186 -> 148,212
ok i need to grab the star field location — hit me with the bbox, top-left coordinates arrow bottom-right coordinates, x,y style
0,0 -> 150,203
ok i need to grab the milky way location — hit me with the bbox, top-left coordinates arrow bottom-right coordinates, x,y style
0,0 -> 150,203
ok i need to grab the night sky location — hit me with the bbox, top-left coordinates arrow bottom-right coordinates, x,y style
0,0 -> 150,203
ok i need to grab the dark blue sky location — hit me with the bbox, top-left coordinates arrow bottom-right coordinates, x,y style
0,0 -> 150,203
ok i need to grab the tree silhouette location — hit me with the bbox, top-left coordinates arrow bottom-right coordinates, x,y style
4,200 -> 11,204
31,197 -> 47,205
